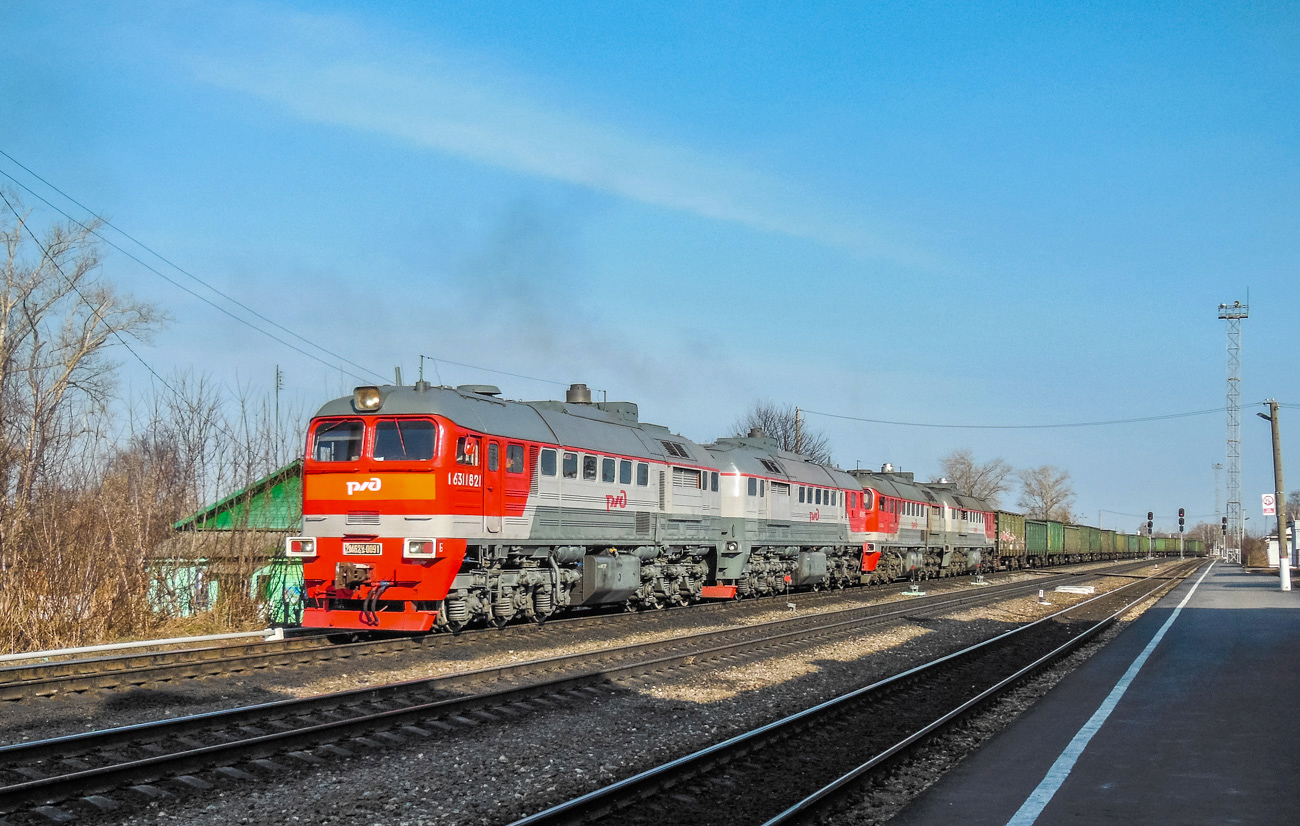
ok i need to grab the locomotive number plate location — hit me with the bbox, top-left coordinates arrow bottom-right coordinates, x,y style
343,542 -> 382,555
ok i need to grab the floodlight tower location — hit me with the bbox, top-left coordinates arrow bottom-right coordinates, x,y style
1218,300 -> 1248,562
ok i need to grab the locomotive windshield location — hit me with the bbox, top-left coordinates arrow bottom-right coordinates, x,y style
373,419 -> 436,461
312,420 -> 364,462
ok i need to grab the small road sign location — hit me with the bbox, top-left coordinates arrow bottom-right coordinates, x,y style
1263,493 -> 1277,516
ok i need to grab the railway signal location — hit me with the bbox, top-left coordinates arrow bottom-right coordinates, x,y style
1179,508 -> 1185,559
1147,512 -> 1154,558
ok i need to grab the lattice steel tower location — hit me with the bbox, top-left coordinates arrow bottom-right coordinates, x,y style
1218,300 -> 1248,560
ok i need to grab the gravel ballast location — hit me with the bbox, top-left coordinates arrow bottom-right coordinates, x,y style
84,562 -> 1184,826
0,562 -> 1129,748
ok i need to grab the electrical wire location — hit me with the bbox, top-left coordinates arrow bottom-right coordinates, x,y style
0,189 -> 239,442
1100,509 -> 1218,520
804,406 -> 1225,430
421,354 -> 603,395
0,155 -> 384,384
1,155 -> 603,401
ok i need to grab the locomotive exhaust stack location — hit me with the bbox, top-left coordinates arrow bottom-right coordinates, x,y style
566,383 -> 592,404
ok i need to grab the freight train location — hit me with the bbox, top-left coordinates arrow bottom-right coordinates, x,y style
288,382 -> 1201,632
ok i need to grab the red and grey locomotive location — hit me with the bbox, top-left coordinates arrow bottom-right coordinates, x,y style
288,382 -> 996,632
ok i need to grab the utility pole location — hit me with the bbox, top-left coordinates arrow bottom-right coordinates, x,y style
1258,400 -> 1290,591
274,365 -> 283,466
794,407 -> 803,455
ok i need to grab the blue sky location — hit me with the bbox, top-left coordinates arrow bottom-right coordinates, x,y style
2,1 -> 1297,531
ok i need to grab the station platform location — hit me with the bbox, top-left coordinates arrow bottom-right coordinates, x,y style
890,561 -> 1300,826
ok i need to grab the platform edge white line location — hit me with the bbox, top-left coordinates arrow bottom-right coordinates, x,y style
1004,561 -> 1216,826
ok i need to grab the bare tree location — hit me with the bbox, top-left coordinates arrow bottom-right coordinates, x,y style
1,191 -> 162,565
1188,521 -> 1217,545
936,448 -> 1014,507
0,192 -> 166,650
730,399 -> 832,464
1287,489 -> 1299,522
1016,465 -> 1075,521
0,193 -> 314,652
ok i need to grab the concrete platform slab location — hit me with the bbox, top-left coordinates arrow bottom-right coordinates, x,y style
889,562 -> 1300,826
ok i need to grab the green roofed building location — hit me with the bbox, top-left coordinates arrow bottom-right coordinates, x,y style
173,460 -> 303,532
156,460 -> 305,625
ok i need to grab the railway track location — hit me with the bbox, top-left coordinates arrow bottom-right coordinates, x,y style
0,559 -> 1151,703
508,558 -> 1201,826
0,561 -> 1162,820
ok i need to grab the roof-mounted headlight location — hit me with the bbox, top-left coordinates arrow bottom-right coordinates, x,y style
353,385 -> 382,412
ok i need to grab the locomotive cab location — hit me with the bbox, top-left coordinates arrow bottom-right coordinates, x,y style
291,385 -> 490,632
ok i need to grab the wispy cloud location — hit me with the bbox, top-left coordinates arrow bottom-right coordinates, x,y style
178,6 -> 932,267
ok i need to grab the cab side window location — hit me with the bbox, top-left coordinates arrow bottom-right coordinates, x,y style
583,455 -> 598,481
541,449 -> 557,476
506,444 -> 525,474
636,463 -> 649,486
456,436 -> 480,466
563,452 -> 578,478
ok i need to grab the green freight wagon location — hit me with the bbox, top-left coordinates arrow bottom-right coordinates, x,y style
1026,520 -> 1049,564
1085,526 -> 1102,557
1048,521 -> 1065,559
996,511 -> 1026,568
1064,525 -> 1082,559
1102,529 -> 1117,556
1026,520 -> 1066,565
1115,532 -> 1133,557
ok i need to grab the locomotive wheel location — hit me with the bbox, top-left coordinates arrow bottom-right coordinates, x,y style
490,616 -> 510,629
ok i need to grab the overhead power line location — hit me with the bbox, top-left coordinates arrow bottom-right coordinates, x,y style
0,151 -> 385,384
1100,509 -> 1218,520
421,355 -> 604,395
804,407 -> 1225,430
0,189 -> 238,442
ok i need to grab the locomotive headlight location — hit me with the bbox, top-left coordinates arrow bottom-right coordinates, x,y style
353,385 -> 382,411
405,538 -> 437,558
726,541 -> 738,552
286,537 -> 316,557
